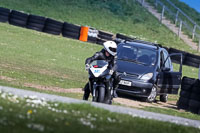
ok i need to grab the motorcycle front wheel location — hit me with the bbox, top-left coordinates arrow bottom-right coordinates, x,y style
97,86 -> 105,103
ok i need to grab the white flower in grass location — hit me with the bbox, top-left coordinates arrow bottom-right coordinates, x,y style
1,93 -> 7,99
0,106 -> 3,110
79,118 -> 95,129
54,103 -> 58,107
18,114 -> 25,119
52,108 -> 55,112
90,117 -> 97,121
27,123 -> 45,132
29,95 -> 38,99
63,110 -> 68,114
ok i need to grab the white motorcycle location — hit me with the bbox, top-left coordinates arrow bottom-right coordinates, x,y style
87,60 -> 114,104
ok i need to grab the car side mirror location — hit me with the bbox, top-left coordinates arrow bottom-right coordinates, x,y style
162,67 -> 170,72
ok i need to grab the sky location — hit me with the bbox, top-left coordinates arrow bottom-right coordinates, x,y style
179,0 -> 200,12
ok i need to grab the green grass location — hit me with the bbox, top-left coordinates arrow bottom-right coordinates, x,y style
144,106 -> 200,121
0,23 -> 102,89
0,91 -> 199,133
0,0 -> 200,54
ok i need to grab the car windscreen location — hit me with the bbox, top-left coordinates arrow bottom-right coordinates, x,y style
117,44 -> 157,66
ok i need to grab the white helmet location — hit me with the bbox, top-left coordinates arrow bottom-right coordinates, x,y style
103,41 -> 117,56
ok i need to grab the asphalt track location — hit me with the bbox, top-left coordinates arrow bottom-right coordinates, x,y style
0,86 -> 200,129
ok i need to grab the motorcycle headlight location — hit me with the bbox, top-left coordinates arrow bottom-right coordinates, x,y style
140,73 -> 153,80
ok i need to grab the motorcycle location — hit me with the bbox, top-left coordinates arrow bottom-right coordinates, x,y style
87,60 -> 114,104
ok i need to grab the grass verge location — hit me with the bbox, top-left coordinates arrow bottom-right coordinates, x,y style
0,90 -> 199,133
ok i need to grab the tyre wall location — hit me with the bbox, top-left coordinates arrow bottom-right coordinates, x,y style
0,6 -> 200,68
178,76 -> 200,114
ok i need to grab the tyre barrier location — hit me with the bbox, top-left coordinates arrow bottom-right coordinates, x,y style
87,28 -> 98,43
43,18 -> 63,35
0,7 -> 10,22
98,30 -> 114,41
9,10 -> 29,27
62,22 -> 81,40
1,6 -> 200,68
177,76 -> 200,114
168,48 -> 187,64
26,15 -> 46,32
96,38 -> 107,45
116,33 -> 136,42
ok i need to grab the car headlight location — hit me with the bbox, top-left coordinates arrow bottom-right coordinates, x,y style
140,73 -> 153,80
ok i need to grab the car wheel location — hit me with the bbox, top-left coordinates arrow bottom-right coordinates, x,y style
160,94 -> 168,102
145,86 -> 157,103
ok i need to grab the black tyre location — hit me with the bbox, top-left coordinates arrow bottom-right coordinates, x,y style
62,31 -> 80,40
9,18 -> 27,27
180,84 -> 193,92
98,34 -> 113,40
45,18 -> 63,26
168,48 -> 186,63
98,30 -> 113,37
44,25 -> 62,32
26,25 -> 43,32
10,10 -> 28,17
28,14 -> 46,22
187,53 -> 200,60
0,7 -> 10,23
192,86 -> 200,94
43,29 -> 61,35
0,15 -> 9,22
177,97 -> 189,110
63,22 -> 81,33
96,38 -> 106,45
9,14 -> 28,21
181,76 -> 197,86
87,36 -> 97,43
27,22 -> 44,28
184,60 -> 199,68
116,33 -> 135,41
97,87 -> 105,103
160,94 -> 168,102
190,93 -> 200,101
0,7 -> 10,14
185,56 -> 200,64
188,99 -> 200,114
180,90 -> 191,98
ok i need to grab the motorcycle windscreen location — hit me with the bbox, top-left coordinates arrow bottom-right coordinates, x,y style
157,72 -> 182,94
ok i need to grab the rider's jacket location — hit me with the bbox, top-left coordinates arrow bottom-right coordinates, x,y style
85,49 -> 117,71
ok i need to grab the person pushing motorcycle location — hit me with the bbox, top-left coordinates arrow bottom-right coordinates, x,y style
83,41 -> 120,101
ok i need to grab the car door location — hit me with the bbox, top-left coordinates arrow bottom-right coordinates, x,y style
157,50 -> 182,94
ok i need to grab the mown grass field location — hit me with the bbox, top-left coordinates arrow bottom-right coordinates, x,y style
0,91 -> 199,133
0,0 -> 200,54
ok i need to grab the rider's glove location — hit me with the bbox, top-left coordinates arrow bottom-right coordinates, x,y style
109,69 -> 114,75
85,64 -> 90,71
